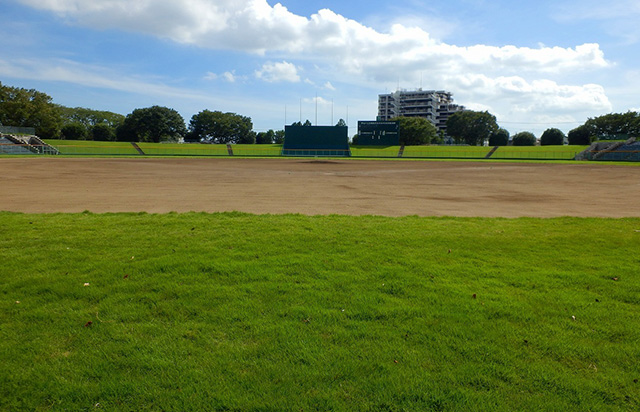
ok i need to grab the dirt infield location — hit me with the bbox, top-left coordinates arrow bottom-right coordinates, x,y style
1,157 -> 639,217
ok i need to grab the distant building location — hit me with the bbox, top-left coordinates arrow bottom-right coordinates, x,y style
378,89 -> 465,136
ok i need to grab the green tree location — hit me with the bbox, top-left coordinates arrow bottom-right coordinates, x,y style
0,81 -> 62,138
274,130 -> 285,144
489,128 -> 510,146
568,125 -> 592,145
59,106 -> 124,129
584,111 -> 640,139
351,134 -> 359,145
91,123 -> 116,141
391,116 -> 438,145
188,110 -> 253,144
117,106 -> 186,143
433,131 -> 445,145
446,111 -> 499,146
60,122 -> 88,140
238,131 -> 256,144
256,129 -> 275,144
512,131 -> 536,146
540,128 -> 565,145
290,121 -> 302,127
303,120 -> 312,126
335,118 -> 347,127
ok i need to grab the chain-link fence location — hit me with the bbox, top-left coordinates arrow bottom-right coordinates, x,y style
0,126 -> 36,135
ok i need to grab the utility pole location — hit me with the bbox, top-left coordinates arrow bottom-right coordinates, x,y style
331,99 -> 334,125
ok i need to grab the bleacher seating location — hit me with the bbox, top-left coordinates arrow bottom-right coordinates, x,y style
597,143 -> 640,161
0,137 -> 35,154
0,134 -> 59,155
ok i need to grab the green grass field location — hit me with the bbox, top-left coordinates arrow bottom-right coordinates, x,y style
403,145 -> 492,159
44,141 -> 283,157
402,145 -> 590,160
44,140 -> 140,156
41,140 -> 593,161
492,145 -> 590,160
1,212 -> 639,411
350,145 -> 402,157
231,144 -> 282,157
136,143 -> 283,157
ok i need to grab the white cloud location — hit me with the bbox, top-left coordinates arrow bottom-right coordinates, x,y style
19,0 -> 610,73
302,96 -> 332,105
204,71 -> 218,80
222,71 -> 236,82
14,0 -> 617,129
0,56 -> 305,128
324,81 -> 336,91
205,70 -> 239,82
449,74 -> 611,125
255,61 -> 300,83
0,57 -> 204,100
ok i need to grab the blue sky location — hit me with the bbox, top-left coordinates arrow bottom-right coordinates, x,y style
1,0 -> 639,136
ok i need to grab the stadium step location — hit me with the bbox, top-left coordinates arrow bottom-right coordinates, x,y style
485,146 -> 499,158
0,134 -> 55,154
130,142 -> 145,155
0,136 -> 34,154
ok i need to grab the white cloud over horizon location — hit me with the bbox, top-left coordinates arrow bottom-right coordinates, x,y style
5,0 -> 631,133
20,0 -> 609,74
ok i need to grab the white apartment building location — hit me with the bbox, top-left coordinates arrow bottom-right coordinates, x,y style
378,89 -> 465,135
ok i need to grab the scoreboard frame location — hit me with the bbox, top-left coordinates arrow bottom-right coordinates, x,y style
357,121 -> 399,146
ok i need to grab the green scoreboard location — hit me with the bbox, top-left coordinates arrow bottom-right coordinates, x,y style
357,121 -> 399,146
283,125 -> 350,156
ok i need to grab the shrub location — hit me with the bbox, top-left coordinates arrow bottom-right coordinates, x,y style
489,129 -> 509,146
512,131 -> 536,146
568,125 -> 591,145
91,123 -> 116,141
540,128 -> 565,145
60,122 -> 88,140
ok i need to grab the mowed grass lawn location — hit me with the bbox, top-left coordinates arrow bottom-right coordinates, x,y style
403,146 -> 492,158
137,143 -> 282,157
350,146 -> 402,157
44,140 -> 140,156
492,145 -> 590,160
1,213 -> 639,411
42,140 -> 590,161
44,141 -> 282,157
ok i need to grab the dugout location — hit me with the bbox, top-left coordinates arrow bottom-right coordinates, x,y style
357,121 -> 399,146
283,125 -> 350,156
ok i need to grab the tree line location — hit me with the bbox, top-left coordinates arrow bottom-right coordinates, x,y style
446,111 -> 570,146
354,109 -> 639,147
0,82 -> 282,144
444,110 -> 640,146
379,110 -> 640,147
2,81 -> 638,145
